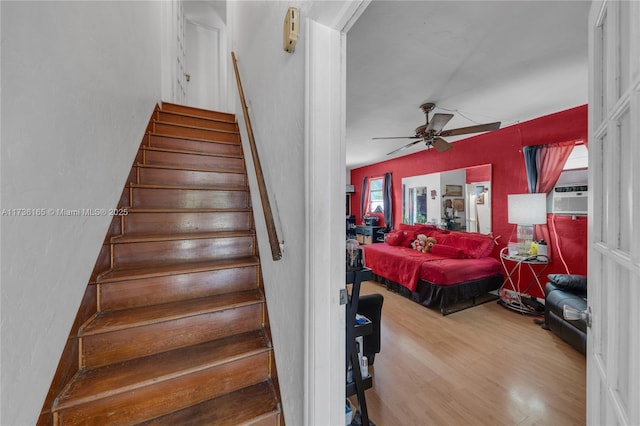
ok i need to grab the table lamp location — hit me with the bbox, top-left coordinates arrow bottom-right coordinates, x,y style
508,193 -> 547,255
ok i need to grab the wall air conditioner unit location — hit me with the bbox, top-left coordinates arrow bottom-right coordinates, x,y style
551,185 -> 588,215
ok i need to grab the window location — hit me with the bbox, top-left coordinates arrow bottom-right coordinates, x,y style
556,143 -> 588,186
563,143 -> 588,170
369,178 -> 384,213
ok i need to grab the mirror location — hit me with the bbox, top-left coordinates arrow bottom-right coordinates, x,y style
401,164 -> 492,233
405,186 -> 428,224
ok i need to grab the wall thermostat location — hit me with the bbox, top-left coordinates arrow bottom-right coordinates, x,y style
283,7 -> 299,53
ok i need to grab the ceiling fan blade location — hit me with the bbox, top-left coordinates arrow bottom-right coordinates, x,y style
372,136 -> 421,140
431,137 -> 452,152
425,113 -> 454,133
439,121 -> 501,137
386,139 -> 423,155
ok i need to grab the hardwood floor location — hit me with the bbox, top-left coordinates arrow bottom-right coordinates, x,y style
358,280 -> 586,426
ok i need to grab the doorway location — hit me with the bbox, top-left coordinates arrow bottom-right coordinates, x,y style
185,21 -> 221,111
183,2 -> 227,111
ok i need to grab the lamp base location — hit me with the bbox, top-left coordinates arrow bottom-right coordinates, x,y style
517,224 -> 534,256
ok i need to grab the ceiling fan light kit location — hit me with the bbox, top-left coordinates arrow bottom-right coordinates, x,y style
373,102 -> 501,155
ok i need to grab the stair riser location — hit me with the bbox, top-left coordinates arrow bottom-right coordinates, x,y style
148,134 -> 242,157
112,236 -> 256,267
144,149 -> 244,172
131,188 -> 249,209
137,380 -> 279,426
99,266 -> 259,310
123,211 -> 252,234
161,103 -> 235,122
81,303 -> 264,368
55,351 -> 271,426
138,167 -> 246,187
140,381 -> 281,426
156,111 -> 238,132
154,122 -> 239,143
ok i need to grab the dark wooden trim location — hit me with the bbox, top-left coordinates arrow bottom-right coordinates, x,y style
231,52 -> 282,261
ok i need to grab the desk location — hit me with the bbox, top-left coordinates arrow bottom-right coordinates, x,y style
355,226 -> 384,245
498,247 -> 549,314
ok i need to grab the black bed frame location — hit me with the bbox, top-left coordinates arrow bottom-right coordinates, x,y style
373,273 -> 503,316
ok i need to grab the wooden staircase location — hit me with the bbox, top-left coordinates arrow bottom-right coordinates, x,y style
42,103 -> 283,425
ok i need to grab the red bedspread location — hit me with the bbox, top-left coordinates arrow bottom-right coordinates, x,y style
363,244 -> 501,292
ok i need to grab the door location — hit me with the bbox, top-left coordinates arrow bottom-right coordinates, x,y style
587,1 -> 640,424
185,21 -> 222,111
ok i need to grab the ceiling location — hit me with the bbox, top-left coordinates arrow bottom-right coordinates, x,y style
345,1 -> 591,170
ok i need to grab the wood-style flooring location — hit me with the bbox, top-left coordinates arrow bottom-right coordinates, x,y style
358,280 -> 586,426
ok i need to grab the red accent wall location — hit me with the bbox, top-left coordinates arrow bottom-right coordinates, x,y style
466,164 -> 491,183
350,105 -> 588,298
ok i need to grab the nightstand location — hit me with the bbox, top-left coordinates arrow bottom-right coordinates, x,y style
498,247 -> 549,314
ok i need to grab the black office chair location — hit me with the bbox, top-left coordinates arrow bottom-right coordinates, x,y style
357,293 -> 384,365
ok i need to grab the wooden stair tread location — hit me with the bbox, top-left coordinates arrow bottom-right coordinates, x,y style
111,230 -> 255,244
157,110 -> 237,125
148,132 -> 239,146
160,102 -> 236,122
44,103 -> 282,425
97,256 -> 260,283
142,145 -> 243,159
124,207 -> 252,213
54,331 -> 270,410
81,289 -> 264,336
135,162 -> 245,175
129,183 -> 248,191
139,380 -> 280,426
154,120 -> 238,136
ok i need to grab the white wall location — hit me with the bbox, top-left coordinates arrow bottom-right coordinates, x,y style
0,2 -> 162,424
227,3 -> 307,423
227,2 -> 353,424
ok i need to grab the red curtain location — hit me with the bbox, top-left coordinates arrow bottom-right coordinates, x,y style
533,141 -> 575,259
534,141 -> 575,194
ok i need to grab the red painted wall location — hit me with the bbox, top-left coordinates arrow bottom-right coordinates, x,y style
350,105 -> 588,298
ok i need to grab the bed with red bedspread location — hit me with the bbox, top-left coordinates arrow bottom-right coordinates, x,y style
362,224 -> 503,315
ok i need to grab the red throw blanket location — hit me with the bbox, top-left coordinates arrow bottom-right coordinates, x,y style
363,245 -> 448,292
363,244 -> 501,292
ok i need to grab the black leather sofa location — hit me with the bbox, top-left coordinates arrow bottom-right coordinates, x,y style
544,274 -> 587,355
357,293 -> 384,365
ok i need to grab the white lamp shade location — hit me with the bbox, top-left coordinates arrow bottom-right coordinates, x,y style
508,193 -> 547,225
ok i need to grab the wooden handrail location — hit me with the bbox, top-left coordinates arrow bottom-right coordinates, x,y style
231,52 -> 283,261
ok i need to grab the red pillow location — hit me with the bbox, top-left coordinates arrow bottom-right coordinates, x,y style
413,224 -> 438,235
432,231 -> 495,258
385,230 -> 404,246
398,223 -> 417,232
430,244 -> 464,259
458,236 -> 495,258
400,230 -> 417,247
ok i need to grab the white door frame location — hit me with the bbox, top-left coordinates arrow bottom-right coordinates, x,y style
303,2 -> 370,425
304,20 -> 344,426
160,0 -> 187,104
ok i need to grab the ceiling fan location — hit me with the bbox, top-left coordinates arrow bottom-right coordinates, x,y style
373,103 -> 501,155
